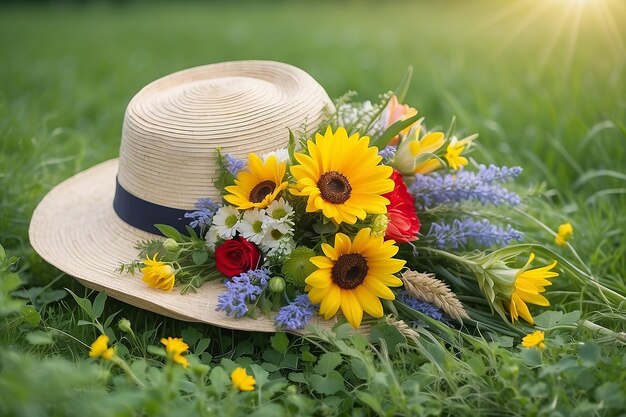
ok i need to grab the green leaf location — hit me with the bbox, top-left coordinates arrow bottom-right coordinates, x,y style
209,366 -> 230,394
185,226 -> 199,240
313,352 -> 342,376
372,113 -> 421,149
154,224 -> 183,242
195,337 -> 210,355
520,348 -> 542,367
355,392 -> 385,416
26,330 -> 53,345
92,291 -> 107,320
66,289 -> 92,318
557,310 -> 581,326
578,342 -> 601,367
393,65 -> 413,103
368,323 -> 407,351
192,250 -> 208,266
301,351 -> 317,362
533,310 -> 563,329
350,358 -> 370,380
20,305 -> 41,326
271,332 -> 289,354
0,244 -> 5,262
595,382 -> 624,409
288,372 -> 307,384
309,370 -> 345,395
250,363 -> 269,387
249,404 -> 285,417
2,272 -> 21,292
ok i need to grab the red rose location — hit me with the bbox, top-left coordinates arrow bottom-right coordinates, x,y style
215,237 -> 261,278
383,170 -> 420,243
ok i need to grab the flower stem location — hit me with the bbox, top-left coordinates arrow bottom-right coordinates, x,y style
112,356 -> 145,388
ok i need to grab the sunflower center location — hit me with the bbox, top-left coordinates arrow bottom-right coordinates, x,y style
318,171 -> 352,204
249,180 -> 276,203
331,253 -> 368,289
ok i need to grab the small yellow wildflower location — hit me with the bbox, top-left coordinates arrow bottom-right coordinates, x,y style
555,223 -> 573,246
141,255 -> 176,291
161,337 -> 189,368
509,253 -> 559,324
522,330 -> 546,349
89,335 -> 114,360
231,367 -> 256,391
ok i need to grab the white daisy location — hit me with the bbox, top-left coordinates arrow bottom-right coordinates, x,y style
211,205 -> 241,239
263,198 -> 295,234
264,235 -> 296,261
262,148 -> 290,164
238,208 -> 266,245
259,222 -> 293,253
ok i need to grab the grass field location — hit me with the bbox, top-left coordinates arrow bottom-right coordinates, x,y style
1,1 -> 625,415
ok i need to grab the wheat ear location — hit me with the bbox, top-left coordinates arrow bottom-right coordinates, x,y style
400,270 -> 469,322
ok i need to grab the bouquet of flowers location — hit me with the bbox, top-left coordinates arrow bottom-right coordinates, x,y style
122,73 -> 571,336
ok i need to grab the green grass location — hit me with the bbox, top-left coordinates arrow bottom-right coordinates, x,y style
1,1 -> 625,416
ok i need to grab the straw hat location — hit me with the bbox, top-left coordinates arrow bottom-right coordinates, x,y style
29,60 -> 337,332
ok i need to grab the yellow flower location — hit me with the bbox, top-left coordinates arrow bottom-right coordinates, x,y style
306,228 -> 406,328
224,154 -> 288,210
410,131 -> 446,174
444,135 -> 477,171
161,337 -> 189,368
509,253 -> 559,325
231,367 -> 256,391
290,126 -> 394,225
89,335 -> 114,360
522,330 -> 546,349
141,255 -> 176,291
555,223 -> 573,246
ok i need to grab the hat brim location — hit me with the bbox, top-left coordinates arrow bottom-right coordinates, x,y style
29,159 -> 337,332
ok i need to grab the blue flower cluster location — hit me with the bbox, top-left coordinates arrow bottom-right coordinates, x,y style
396,290 -> 447,323
184,198 -> 221,229
225,154 -> 246,176
275,294 -> 317,330
410,164 -> 522,210
426,218 -> 523,249
216,269 -> 270,318
378,145 -> 397,163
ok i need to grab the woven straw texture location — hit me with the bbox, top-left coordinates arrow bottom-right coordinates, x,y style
29,61 -> 335,332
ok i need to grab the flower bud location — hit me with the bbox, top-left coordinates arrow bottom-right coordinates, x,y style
371,214 -> 389,237
268,276 -> 286,293
118,318 -> 133,334
163,238 -> 179,252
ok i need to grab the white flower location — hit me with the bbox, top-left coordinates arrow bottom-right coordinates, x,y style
262,148 -> 290,164
265,235 -> 296,260
238,208 -> 266,245
263,198 -> 295,234
205,225 -> 220,251
259,222 -> 293,253
211,205 -> 241,239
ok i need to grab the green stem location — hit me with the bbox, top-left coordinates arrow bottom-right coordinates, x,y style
582,320 -> 626,343
419,247 -> 479,266
112,356 -> 145,388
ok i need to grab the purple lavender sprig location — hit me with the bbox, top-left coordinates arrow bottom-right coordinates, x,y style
275,294 -> 317,330
184,198 -> 221,229
216,269 -> 270,318
410,164 -> 522,210
425,218 -> 523,250
225,154 -> 246,176
396,290 -> 448,323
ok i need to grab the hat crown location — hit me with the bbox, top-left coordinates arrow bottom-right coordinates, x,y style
117,61 -> 333,209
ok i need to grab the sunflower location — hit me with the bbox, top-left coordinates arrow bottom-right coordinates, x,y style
508,253 -> 558,324
224,154 -> 288,210
306,228 -> 406,328
290,127 -> 394,225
